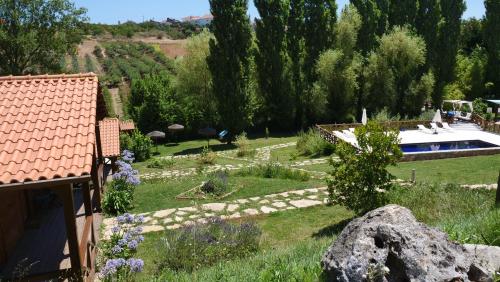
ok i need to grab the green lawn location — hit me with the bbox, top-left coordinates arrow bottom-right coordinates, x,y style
133,176 -> 325,213
135,205 -> 353,280
389,155 -> 500,184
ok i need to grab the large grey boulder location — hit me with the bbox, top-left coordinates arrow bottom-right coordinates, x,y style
321,205 -> 497,282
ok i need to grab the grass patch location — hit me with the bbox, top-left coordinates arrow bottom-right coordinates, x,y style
296,129 -> 335,157
235,163 -> 311,182
388,155 -> 500,184
146,158 -> 174,169
101,87 -> 116,117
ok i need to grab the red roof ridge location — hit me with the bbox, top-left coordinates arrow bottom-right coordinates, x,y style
0,72 -> 97,82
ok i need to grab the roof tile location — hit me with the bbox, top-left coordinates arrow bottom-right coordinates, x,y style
99,118 -> 120,158
0,73 -> 98,185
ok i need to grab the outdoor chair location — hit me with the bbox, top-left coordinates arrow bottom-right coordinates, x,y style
430,123 -> 442,132
441,122 -> 455,132
342,129 -> 356,138
417,124 -> 433,134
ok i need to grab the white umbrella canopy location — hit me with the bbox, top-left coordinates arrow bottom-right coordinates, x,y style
432,109 -> 442,123
361,108 -> 368,125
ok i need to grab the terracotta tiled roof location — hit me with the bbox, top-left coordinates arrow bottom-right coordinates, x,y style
99,118 -> 120,158
119,120 -> 135,131
0,73 -> 98,185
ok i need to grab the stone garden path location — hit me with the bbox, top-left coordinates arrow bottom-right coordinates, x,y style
103,187 -> 330,236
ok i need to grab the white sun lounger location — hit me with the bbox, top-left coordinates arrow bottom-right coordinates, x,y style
417,124 -> 433,134
342,130 -> 356,138
441,122 -> 454,131
349,128 -> 355,133
430,123 -> 441,132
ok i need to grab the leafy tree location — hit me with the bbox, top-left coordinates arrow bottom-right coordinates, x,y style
254,0 -> 293,129
388,0 -> 417,27
364,27 -> 434,117
433,0 -> 466,107
288,0 -> 306,128
129,73 -> 184,133
303,0 -> 337,124
484,0 -> 500,98
0,0 -> 87,75
374,0 -> 390,36
415,0 -> 440,69
207,0 -> 253,140
445,48 -> 487,101
313,5 -> 362,122
175,30 -> 217,129
327,121 -> 402,215
460,18 -> 484,55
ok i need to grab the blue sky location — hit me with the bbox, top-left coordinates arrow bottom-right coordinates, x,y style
72,0 -> 485,24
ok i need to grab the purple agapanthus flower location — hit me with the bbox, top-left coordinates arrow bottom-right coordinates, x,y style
122,150 -> 135,163
111,226 -> 121,234
99,258 -> 127,277
127,240 -> 138,250
127,258 -> 144,273
111,245 -> 123,254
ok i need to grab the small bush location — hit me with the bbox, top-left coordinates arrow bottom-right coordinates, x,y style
101,87 -> 116,117
200,171 -> 230,196
129,130 -> 153,162
235,162 -> 310,181
147,158 -> 174,169
235,132 -> 256,157
296,129 -> 335,157
197,146 -> 216,165
156,218 -> 261,272
98,214 -> 145,281
102,151 -> 140,215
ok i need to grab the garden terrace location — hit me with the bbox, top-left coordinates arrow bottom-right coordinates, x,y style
0,74 -> 117,281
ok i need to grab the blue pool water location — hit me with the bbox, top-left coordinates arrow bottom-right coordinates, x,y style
400,140 -> 499,153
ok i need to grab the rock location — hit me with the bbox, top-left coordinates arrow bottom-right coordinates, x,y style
243,208 -> 259,216
321,205 -> 494,282
202,203 -> 226,212
261,206 -> 277,214
154,209 -> 176,218
227,204 -> 239,212
464,244 -> 500,274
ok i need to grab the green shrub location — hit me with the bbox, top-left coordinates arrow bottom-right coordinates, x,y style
442,209 -> 500,246
235,162 -> 310,182
200,171 -> 230,196
120,133 -> 133,152
235,132 -> 255,157
103,179 -> 135,215
473,98 -> 488,115
71,54 -> 80,73
327,121 -> 402,215
131,130 -> 153,162
147,158 -> 174,169
197,146 -> 216,165
156,218 -> 261,273
296,129 -> 335,157
84,54 -> 95,72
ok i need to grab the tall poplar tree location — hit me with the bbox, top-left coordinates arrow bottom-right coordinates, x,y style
207,0 -> 253,139
388,0 -> 417,27
303,0 -> 337,123
484,0 -> 500,98
433,0 -> 466,107
255,0 -> 293,129
351,0 -> 381,55
288,0 -> 306,128
416,0 -> 440,69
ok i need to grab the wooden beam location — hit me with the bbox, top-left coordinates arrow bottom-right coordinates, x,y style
54,184 -> 82,280
0,176 -> 91,193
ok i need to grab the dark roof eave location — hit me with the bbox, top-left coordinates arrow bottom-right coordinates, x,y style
0,175 -> 92,192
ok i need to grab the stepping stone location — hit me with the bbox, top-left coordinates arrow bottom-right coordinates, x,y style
163,218 -> 173,224
166,224 -> 181,230
179,207 -> 198,212
202,203 -> 226,212
305,188 -> 318,193
261,206 -> 277,214
142,225 -> 163,233
264,194 -> 277,199
175,211 -> 187,216
279,192 -> 289,197
197,218 -> 207,224
272,202 -> 287,208
174,216 -> 184,222
154,209 -> 176,218
142,216 -> 153,223
286,207 -> 296,210
259,199 -> 270,204
229,212 -> 241,219
290,190 -> 305,195
227,204 -> 239,212
289,199 -> 322,208
183,220 -> 195,226
236,199 -> 249,204
204,213 -> 216,217
250,197 -> 261,201
243,208 -> 259,216
189,214 -> 200,219
307,195 -> 318,200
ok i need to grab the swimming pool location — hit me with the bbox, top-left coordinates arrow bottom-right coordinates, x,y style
400,140 -> 500,153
